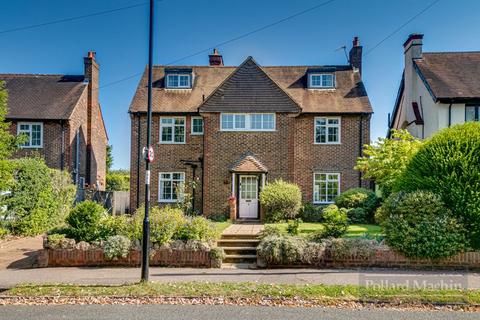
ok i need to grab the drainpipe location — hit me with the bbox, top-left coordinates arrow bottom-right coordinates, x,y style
448,103 -> 452,127
358,114 -> 363,187
136,112 -> 141,209
60,120 -> 65,171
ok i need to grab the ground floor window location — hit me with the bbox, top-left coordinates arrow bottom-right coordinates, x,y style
313,172 -> 340,204
466,105 -> 480,122
159,172 -> 185,202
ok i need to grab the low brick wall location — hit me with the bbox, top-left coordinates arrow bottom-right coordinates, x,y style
39,248 -> 215,268
261,249 -> 480,270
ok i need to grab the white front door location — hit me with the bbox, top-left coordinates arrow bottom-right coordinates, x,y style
239,175 -> 259,219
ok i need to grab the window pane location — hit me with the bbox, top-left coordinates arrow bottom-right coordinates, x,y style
20,124 -> 29,131
316,126 -> 326,143
322,74 -> 333,87
174,118 -> 185,125
161,173 -> 171,179
192,118 -> 203,133
466,106 -> 477,122
174,125 -> 185,142
161,118 -> 173,124
328,118 -> 339,125
234,115 -> 245,129
316,118 -> 326,126
179,75 -> 190,87
167,75 -> 178,87
251,114 -> 262,129
328,127 -> 338,142
263,114 -> 274,129
221,114 -> 233,129
161,126 -> 172,142
311,75 -> 321,87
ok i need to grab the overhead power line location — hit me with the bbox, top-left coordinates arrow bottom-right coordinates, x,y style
364,0 -> 441,56
97,0 -> 338,90
0,1 -> 152,35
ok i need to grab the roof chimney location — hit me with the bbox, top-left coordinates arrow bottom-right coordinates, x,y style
349,36 -> 362,75
209,48 -> 224,66
403,33 -> 423,60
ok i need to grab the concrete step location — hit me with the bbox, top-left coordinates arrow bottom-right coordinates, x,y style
222,247 -> 257,255
217,239 -> 260,248
223,254 -> 257,264
221,234 -> 260,240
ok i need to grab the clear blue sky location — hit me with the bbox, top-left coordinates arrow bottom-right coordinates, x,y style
1,0 -> 479,169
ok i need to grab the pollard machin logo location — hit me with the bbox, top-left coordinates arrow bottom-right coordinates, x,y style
359,274 -> 468,291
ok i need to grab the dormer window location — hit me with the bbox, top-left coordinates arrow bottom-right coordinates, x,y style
165,68 -> 193,89
308,73 -> 334,89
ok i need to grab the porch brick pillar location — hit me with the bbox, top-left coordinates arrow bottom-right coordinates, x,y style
229,173 -> 236,221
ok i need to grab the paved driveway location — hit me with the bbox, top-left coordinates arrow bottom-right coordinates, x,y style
0,236 -> 43,269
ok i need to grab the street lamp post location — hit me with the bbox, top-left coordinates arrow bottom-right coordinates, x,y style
141,0 -> 155,282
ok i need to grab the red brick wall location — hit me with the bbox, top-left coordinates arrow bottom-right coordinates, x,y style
293,114 -> 371,203
130,113 -> 203,211
130,112 -> 371,217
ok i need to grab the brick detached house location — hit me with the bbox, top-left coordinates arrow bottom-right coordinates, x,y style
129,38 -> 372,220
1,52 -> 108,190
389,33 -> 480,138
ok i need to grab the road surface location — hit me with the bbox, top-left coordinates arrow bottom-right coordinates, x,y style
0,305 -> 477,320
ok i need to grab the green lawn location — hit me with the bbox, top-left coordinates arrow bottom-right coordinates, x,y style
213,221 -> 232,234
7,282 -> 478,305
265,222 -> 382,238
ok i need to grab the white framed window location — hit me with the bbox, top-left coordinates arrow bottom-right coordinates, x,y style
160,117 -> 185,144
17,122 -> 43,148
158,172 -> 185,203
466,105 -> 480,122
220,113 -> 275,131
191,117 -> 204,135
315,117 -> 341,144
309,73 -> 334,88
313,172 -> 340,204
166,74 -> 191,88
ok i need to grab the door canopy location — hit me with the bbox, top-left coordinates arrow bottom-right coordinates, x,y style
229,152 -> 268,173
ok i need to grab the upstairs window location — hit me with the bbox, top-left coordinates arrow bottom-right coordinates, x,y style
191,117 -> 204,135
309,73 -> 334,88
166,73 -> 191,88
315,117 -> 341,144
160,117 -> 185,144
466,105 -> 480,122
220,113 -> 275,131
18,122 -> 43,148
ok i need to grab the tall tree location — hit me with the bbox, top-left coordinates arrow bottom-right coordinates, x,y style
0,81 -> 17,191
106,145 -> 113,173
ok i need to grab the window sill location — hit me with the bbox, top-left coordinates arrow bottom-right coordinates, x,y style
19,146 -> 43,149
159,142 -> 186,145
313,201 -> 334,205
190,133 -> 204,136
313,142 -> 341,145
158,200 -> 181,203
220,129 -> 277,132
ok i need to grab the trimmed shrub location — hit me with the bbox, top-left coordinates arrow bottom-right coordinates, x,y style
395,122 -> 480,248
321,205 -> 348,238
335,188 -> 378,223
381,191 -> 466,259
103,235 -> 131,260
258,225 -> 282,239
259,179 -> 302,222
301,242 -> 326,265
257,235 -> 307,265
326,238 -> 381,260
299,203 -> 323,222
286,218 -> 301,235
176,216 -> 218,243
66,201 -> 105,242
99,214 -> 132,240
149,207 -> 186,245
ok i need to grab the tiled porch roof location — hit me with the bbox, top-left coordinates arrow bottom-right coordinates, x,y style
229,152 -> 268,173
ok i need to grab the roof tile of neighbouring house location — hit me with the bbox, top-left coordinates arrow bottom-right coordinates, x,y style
0,74 -> 87,120
414,52 -> 480,101
128,58 -> 372,114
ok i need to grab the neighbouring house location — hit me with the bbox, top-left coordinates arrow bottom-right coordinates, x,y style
129,38 -> 372,220
389,33 -> 480,138
0,52 -> 108,190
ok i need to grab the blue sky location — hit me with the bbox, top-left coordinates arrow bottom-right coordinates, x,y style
1,0 -> 479,169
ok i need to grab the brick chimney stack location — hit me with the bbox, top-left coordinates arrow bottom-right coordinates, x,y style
209,48 -> 224,66
349,36 -> 363,75
83,51 -> 99,185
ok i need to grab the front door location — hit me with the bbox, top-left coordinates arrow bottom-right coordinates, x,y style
238,175 -> 259,219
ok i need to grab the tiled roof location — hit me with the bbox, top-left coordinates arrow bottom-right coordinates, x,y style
0,74 -> 86,120
414,52 -> 480,101
200,57 -> 301,113
229,152 -> 268,173
128,57 -> 372,114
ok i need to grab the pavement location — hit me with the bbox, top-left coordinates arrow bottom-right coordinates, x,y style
0,305 -> 478,320
221,223 -> 263,236
0,266 -> 478,289
0,236 -> 43,269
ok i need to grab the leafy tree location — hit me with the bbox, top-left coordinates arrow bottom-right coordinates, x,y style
106,169 -> 130,191
0,82 -> 19,192
355,129 -> 421,196
106,145 -> 113,173
395,123 -> 480,248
